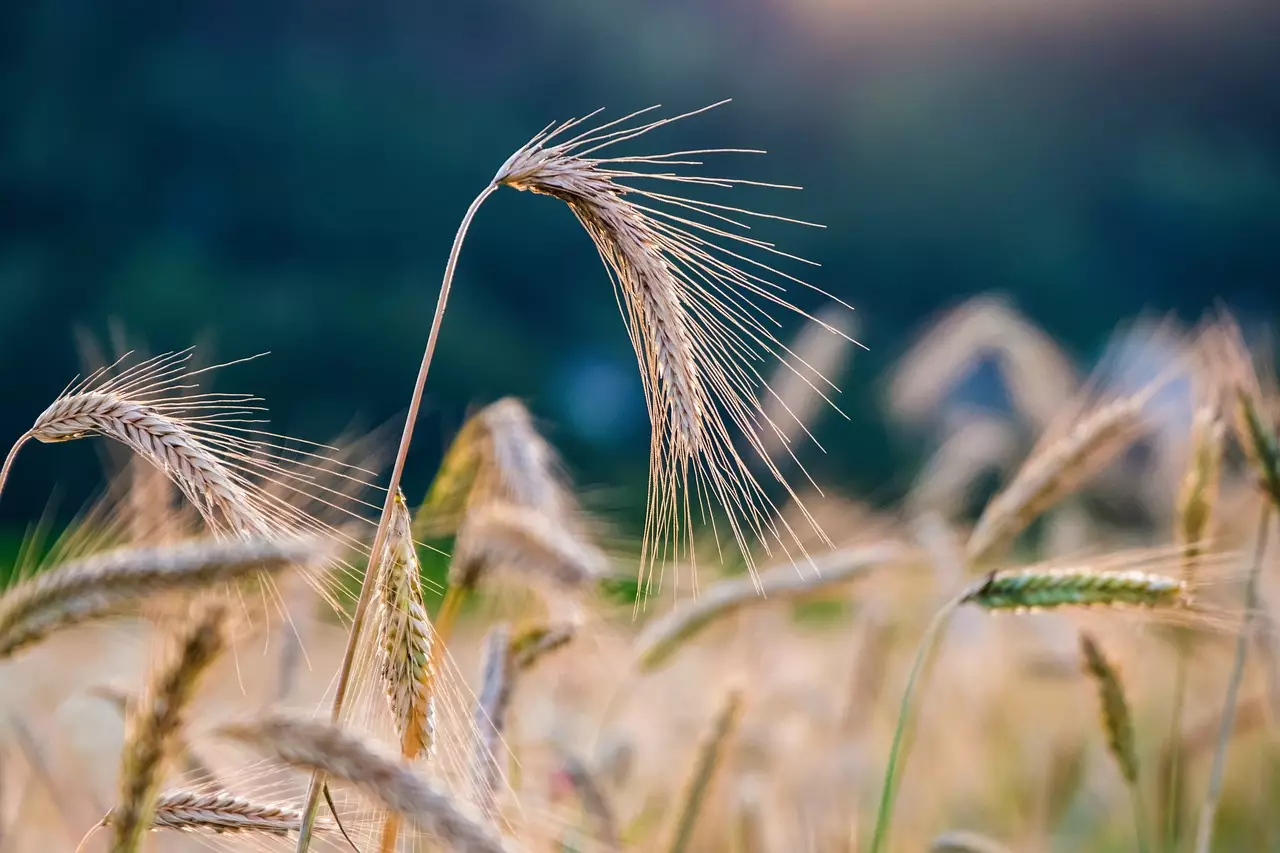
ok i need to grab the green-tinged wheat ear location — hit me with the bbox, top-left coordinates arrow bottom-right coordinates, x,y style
663,688 -> 743,853
962,569 -> 1187,611
1178,407 -> 1225,564
112,601 -> 228,853
1080,633 -> 1139,784
1236,390 -> 1280,507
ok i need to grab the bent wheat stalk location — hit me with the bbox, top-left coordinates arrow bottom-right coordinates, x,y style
0,537 -> 316,660
222,714 -> 519,853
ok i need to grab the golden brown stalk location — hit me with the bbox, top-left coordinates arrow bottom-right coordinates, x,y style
220,714 -> 520,853
634,543 -> 904,671
967,392 -> 1155,566
112,602 -> 228,853
662,688 -> 743,853
0,537 -> 316,660
89,685 -> 220,790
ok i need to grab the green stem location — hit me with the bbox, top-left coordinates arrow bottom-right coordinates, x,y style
869,596 -> 961,853
293,183 -> 498,853
1164,648 -> 1189,852
1193,505 -> 1272,853
1133,780 -> 1152,853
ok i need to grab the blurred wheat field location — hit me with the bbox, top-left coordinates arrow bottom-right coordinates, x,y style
1,104 -> 1279,853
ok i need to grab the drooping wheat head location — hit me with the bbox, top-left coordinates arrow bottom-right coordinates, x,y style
963,568 -> 1187,612
1079,633 -> 1139,784
110,789 -> 324,836
493,104 -> 857,589
112,600 -> 228,853
451,502 -> 608,596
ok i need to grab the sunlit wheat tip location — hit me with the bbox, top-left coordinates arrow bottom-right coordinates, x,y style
963,569 -> 1187,611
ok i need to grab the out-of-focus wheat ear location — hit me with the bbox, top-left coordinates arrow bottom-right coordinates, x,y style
1079,634 -> 1140,783
495,105 -> 856,590
452,502 -> 608,595
218,713 -> 521,853
1237,390 -> 1280,508
510,622 -> 575,671
112,601 -> 228,853
471,625 -> 515,822
634,543 -> 904,672
966,390 -> 1158,567
929,831 -> 1015,853
110,789 -> 327,836
89,685 -> 220,791
961,568 -> 1187,612
416,415 -> 488,538
1080,633 -> 1148,853
0,537 -> 317,660
662,688 -> 743,853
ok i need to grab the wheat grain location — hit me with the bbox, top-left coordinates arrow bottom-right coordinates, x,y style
112,601 -> 228,853
0,537 -> 317,659
962,568 -> 1186,611
218,714 -> 520,853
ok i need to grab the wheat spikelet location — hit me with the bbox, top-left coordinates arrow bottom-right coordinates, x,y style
966,393 -> 1153,567
218,714 -> 520,853
112,601 -> 228,853
634,542 -> 904,671
1079,633 -> 1139,784
452,502 -> 608,594
471,624 -> 514,821
0,537 -> 316,659
374,490 -> 436,761
113,789 -> 319,836
962,568 -> 1186,611
494,104 -> 855,586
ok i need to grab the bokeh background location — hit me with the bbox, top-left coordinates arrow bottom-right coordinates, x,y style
3,0 -> 1279,535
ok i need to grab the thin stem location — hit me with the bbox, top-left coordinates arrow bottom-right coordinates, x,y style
294,183 -> 498,853
1132,780 -> 1151,853
869,595 -> 962,853
0,433 -> 30,509
1164,646 -> 1190,852
1193,504 -> 1272,853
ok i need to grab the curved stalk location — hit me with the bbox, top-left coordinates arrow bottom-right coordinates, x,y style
869,595 -> 962,853
0,433 -> 30,509
294,183 -> 498,852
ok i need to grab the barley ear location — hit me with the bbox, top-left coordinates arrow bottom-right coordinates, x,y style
111,601 -> 228,853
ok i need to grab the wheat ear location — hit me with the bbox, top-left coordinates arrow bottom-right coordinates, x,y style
452,502 -> 608,593
1080,633 -> 1147,853
966,393 -> 1155,566
113,789 -> 322,836
663,688 -> 743,853
961,568 -> 1187,611
471,625 -> 515,822
111,601 -> 228,853
0,537 -> 315,659
634,543 -> 905,671
220,713 -> 519,853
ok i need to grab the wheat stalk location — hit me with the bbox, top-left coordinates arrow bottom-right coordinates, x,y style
220,713 -> 520,853
634,542 -> 905,671
111,601 -> 228,853
663,688 -> 743,853
961,568 -> 1187,611
0,537 -> 316,659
